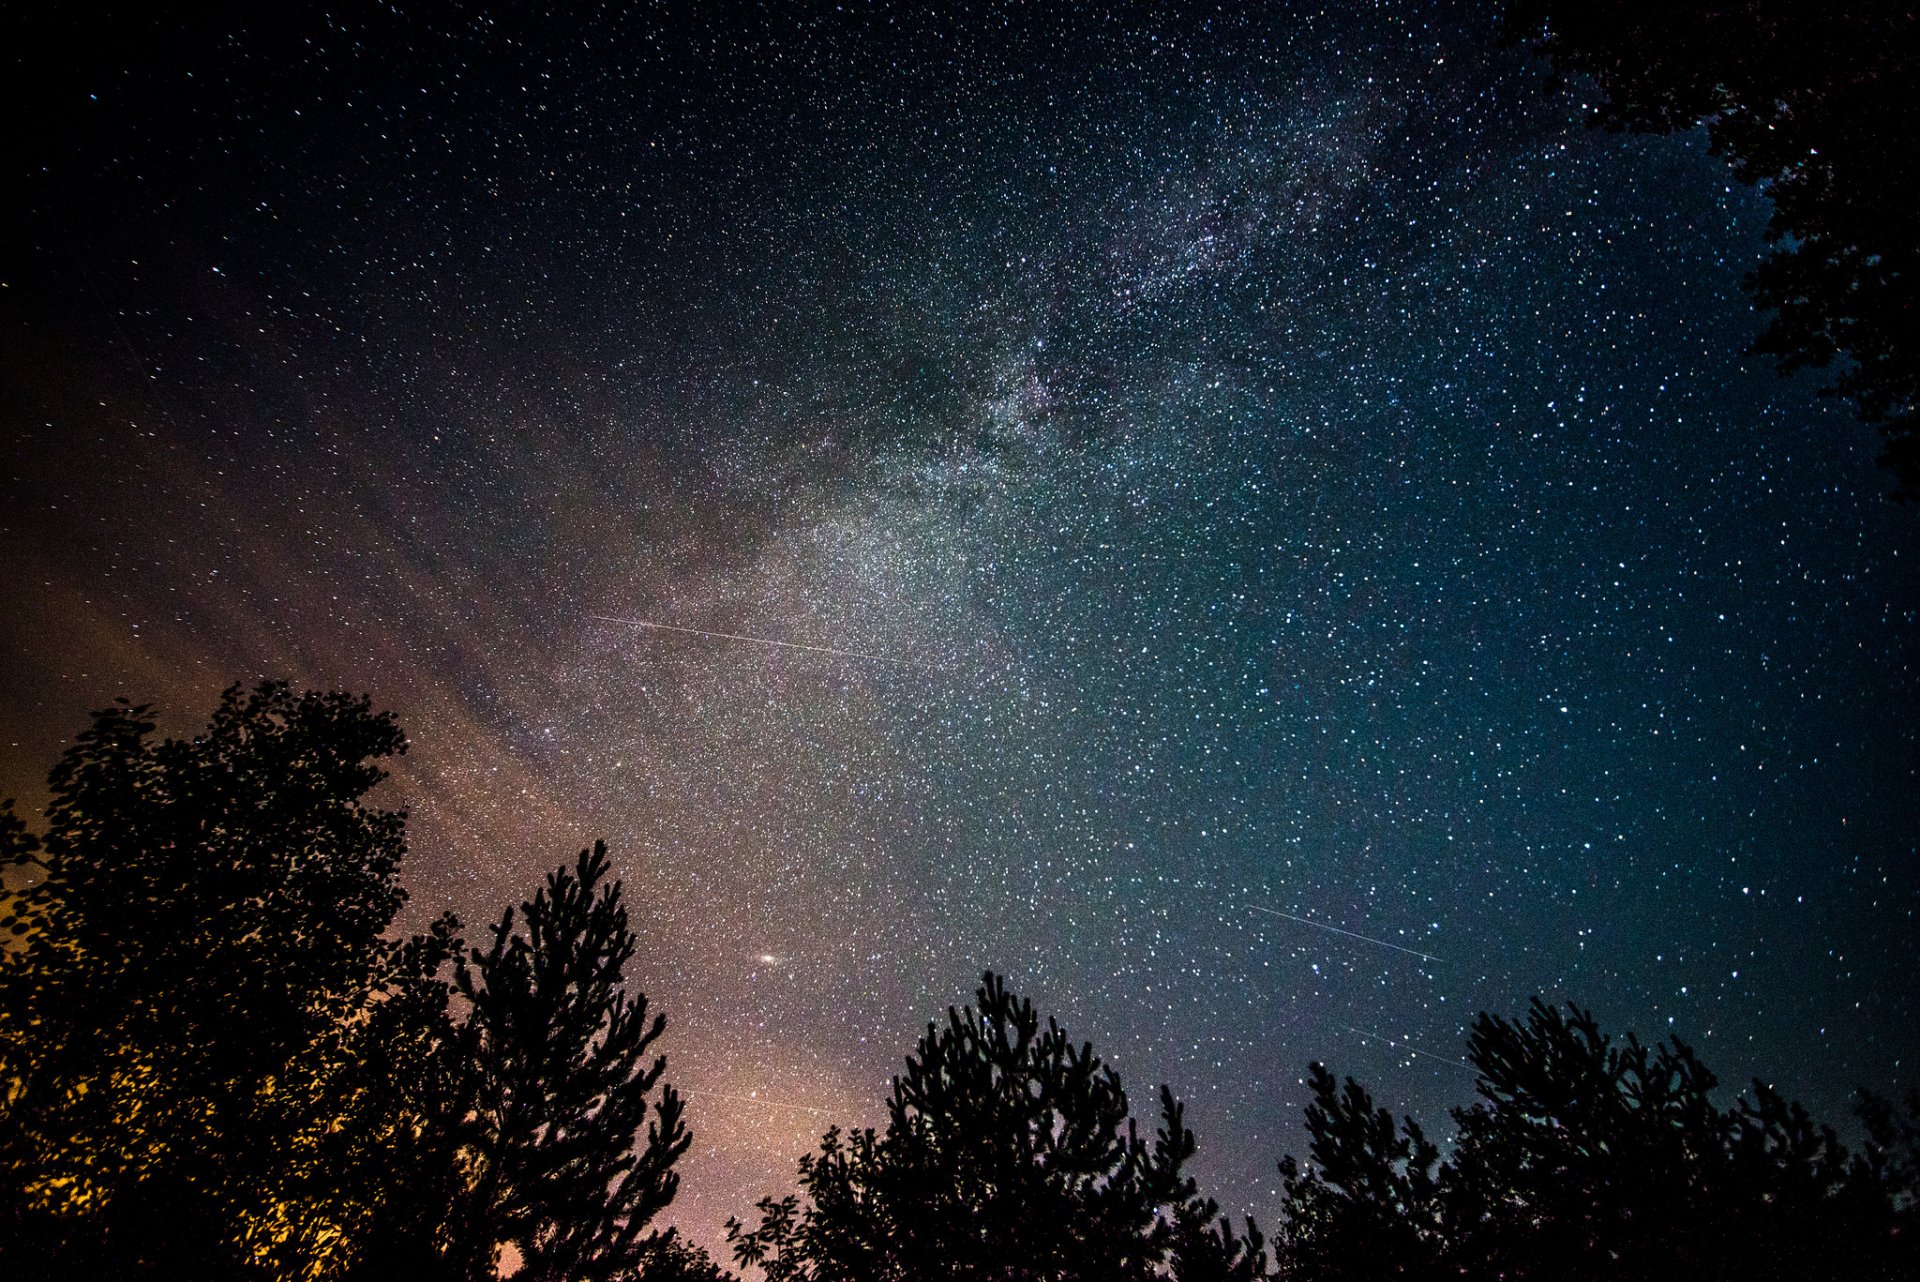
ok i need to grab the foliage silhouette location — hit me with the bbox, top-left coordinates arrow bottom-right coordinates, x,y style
1277,998 -> 1918,1281
0,684 -> 703,1282
632,1231 -> 741,1282
727,971 -> 1265,1282
1274,1061 -> 1439,1281
10,680 -> 1914,1281
0,684 -> 424,1277
443,841 -> 692,1282
1504,2 -> 1920,496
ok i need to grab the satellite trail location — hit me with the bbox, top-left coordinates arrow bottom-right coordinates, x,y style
590,613 -> 914,667
1342,1025 -> 1474,1071
682,1088 -> 835,1117
1250,904 -> 1441,962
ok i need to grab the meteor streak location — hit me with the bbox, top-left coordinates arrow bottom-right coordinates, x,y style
1251,904 -> 1441,962
1342,1025 -> 1473,1071
682,1088 -> 836,1117
590,613 -> 914,667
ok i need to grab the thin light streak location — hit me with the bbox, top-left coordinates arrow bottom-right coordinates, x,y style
590,613 -> 916,667
1342,1025 -> 1474,1072
683,1088 -> 837,1118
1250,904 -> 1441,962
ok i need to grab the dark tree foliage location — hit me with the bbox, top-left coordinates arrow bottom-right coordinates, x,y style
1504,2 -> 1920,495
1274,1062 -> 1439,1281
446,841 -> 692,1282
332,918 -> 474,1282
0,684 -> 705,1282
1858,1086 -> 1920,1242
0,683 -> 444,1276
1278,999 -> 1918,1281
727,972 -> 1265,1282
635,1231 -> 742,1282
1165,1185 -> 1275,1282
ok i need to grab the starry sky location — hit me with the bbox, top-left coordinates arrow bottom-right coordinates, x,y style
4,0 -> 1916,1258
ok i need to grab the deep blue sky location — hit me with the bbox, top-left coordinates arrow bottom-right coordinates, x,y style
5,0 -> 1915,1256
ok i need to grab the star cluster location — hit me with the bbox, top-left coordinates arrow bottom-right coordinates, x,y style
4,0 -> 1914,1256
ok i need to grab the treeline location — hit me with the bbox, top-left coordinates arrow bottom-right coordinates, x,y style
2,685 -> 1915,1280
0,686 -> 711,1281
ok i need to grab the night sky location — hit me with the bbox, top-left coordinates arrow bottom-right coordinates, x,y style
5,0 -> 1916,1258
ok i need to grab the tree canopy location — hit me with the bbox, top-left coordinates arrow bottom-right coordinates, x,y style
1505,2 -> 1920,495
0,683 -> 700,1282
4,682 -> 1915,1281
449,841 -> 692,1282
1277,999 -> 1918,1281
0,685 -> 418,1277
727,972 -> 1266,1282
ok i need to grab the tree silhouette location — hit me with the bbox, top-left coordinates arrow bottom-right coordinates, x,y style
1166,1184 -> 1275,1282
632,1231 -> 741,1282
446,841 -> 691,1282
727,971 -> 1262,1282
0,683 -> 429,1277
1504,2 -> 1920,496
1277,998 -> 1917,1281
1273,1062 -> 1438,1281
0,685 -> 704,1282
1858,1086 -> 1920,1244
331,918 -> 472,1282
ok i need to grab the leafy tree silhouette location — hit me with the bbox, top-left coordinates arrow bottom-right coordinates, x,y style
0,683 -> 433,1277
1277,999 -> 1918,1281
727,971 -> 1264,1282
1503,2 -> 1920,496
332,917 -> 473,1282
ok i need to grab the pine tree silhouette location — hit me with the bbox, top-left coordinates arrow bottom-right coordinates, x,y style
728,971 -> 1261,1282
1275,999 -> 1917,1281
450,841 -> 690,1282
